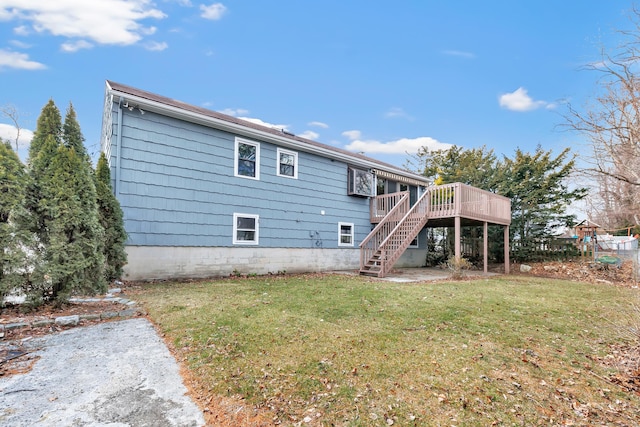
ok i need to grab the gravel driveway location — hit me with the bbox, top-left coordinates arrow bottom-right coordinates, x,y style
0,318 -> 205,426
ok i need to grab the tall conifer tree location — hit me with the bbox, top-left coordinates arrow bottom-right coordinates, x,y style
18,100 -> 106,306
95,152 -> 127,282
42,145 -> 105,302
28,99 -> 62,163
0,140 -> 28,299
63,103 -> 90,162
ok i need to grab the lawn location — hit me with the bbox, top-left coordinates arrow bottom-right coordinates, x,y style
131,273 -> 640,426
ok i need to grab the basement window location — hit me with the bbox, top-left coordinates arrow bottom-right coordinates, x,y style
338,222 -> 354,247
233,213 -> 259,245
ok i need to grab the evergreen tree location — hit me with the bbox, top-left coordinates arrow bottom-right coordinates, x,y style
62,102 -> 90,162
28,99 -> 62,164
17,99 -> 107,306
496,146 -> 587,260
411,145 -> 499,190
95,152 -> 127,282
0,140 -> 28,300
36,145 -> 106,304
21,101 -> 64,242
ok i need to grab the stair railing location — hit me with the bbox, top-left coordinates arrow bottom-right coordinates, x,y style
359,192 -> 410,272
375,188 -> 432,276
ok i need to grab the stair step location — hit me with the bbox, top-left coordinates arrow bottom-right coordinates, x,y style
359,270 -> 381,277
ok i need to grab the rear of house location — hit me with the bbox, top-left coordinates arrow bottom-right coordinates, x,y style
100,81 -> 431,280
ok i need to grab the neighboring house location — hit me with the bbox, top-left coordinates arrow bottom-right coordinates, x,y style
101,81 -> 511,281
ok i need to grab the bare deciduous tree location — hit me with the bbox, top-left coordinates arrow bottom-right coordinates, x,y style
1,104 -> 22,152
565,7 -> 640,228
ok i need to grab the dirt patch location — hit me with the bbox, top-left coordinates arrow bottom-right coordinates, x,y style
514,259 -> 639,287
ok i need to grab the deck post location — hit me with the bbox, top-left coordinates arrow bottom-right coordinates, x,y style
455,216 -> 461,261
483,221 -> 488,273
504,225 -> 510,274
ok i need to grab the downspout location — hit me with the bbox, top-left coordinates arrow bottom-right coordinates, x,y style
115,98 -> 124,197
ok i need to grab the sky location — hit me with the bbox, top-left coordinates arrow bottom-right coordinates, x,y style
0,1 -> 635,170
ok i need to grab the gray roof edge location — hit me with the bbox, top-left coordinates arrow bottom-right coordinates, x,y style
105,80 -> 430,185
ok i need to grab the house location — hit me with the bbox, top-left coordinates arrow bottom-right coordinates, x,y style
100,81 -> 511,281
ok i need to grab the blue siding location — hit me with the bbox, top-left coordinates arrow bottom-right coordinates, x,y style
111,107 -> 372,248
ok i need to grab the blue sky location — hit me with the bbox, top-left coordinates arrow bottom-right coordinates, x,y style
0,1 -> 634,169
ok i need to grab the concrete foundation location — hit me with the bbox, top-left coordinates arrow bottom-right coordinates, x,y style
123,246 -> 365,281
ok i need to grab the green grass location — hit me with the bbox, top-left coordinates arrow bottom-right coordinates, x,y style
132,273 -> 640,426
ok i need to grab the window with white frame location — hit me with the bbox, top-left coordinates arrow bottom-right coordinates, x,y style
277,147 -> 298,178
233,213 -> 259,245
235,138 -> 260,179
338,222 -> 354,247
409,236 -> 418,248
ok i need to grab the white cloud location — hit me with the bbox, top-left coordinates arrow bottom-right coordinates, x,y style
144,41 -> 168,51
239,116 -> 289,131
200,3 -> 226,20
384,107 -> 413,120
0,0 -> 167,46
9,39 -> 31,48
308,121 -> 328,129
220,108 -> 249,116
298,130 -> 319,140
0,123 -> 34,148
61,39 -> 93,52
342,130 -> 362,140
0,49 -> 46,70
443,50 -> 476,59
499,87 -> 546,112
344,134 -> 451,155
13,25 -> 29,36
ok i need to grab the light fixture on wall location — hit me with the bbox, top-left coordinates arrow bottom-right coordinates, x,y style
139,108 -> 145,115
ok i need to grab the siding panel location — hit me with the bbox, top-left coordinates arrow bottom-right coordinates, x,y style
112,108 -> 372,248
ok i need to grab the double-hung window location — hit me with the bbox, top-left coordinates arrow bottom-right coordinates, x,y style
235,138 -> 260,179
338,222 -> 354,247
277,148 -> 298,179
233,213 -> 259,245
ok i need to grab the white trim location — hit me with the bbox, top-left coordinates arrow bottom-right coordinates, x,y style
409,235 -> 419,248
234,137 -> 260,180
233,213 -> 259,245
338,222 -> 354,247
276,147 -> 298,179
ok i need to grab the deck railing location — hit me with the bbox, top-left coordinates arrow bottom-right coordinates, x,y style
370,191 -> 409,222
370,183 -> 511,225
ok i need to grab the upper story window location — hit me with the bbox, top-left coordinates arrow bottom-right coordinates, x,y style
277,148 -> 298,179
235,138 -> 260,179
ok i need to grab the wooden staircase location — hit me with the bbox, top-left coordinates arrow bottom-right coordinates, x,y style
360,189 -> 431,277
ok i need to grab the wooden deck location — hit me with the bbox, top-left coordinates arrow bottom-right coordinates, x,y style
361,183 -> 511,278
370,183 -> 511,226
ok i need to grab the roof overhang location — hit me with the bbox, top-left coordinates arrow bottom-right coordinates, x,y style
106,81 -> 431,186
